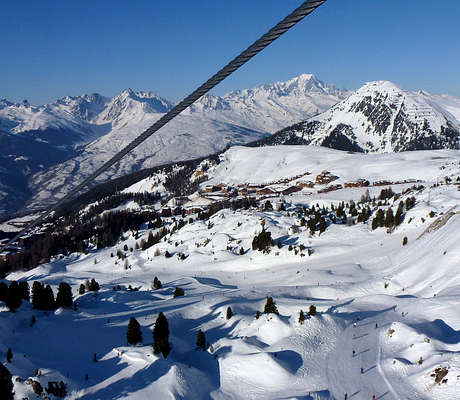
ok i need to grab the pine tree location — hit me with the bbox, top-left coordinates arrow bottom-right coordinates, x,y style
43,285 -> 56,311
55,282 -> 73,308
32,281 -> 44,309
79,284 -> 85,295
385,207 -> 394,228
126,317 -> 142,346
6,348 -> 12,363
308,305 -> 317,316
318,217 -> 327,235
5,281 -> 22,311
0,282 -> 7,302
153,312 -> 170,358
88,279 -> 100,292
196,329 -> 206,350
152,277 -> 162,290
264,297 -> 279,315
298,310 -> 305,324
173,287 -> 184,298
18,281 -> 30,302
226,306 -> 233,320
0,362 -> 14,400
394,201 -> 404,226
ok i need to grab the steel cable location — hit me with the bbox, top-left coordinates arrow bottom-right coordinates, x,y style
1,0 -> 326,251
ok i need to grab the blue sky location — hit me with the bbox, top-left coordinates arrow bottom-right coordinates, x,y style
2,0 -> 459,104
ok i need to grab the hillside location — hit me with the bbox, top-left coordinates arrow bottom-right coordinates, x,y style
1,146 -> 460,399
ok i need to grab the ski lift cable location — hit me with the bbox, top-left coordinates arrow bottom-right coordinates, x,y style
1,0 -> 326,251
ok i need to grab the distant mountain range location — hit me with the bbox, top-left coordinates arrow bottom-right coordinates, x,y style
0,74 -> 347,218
1,74 -> 460,220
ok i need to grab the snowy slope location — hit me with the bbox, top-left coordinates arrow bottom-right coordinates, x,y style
267,81 -> 460,153
3,146 -> 460,399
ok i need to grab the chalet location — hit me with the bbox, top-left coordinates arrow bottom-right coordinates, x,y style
296,181 -> 314,188
373,180 -> 393,186
317,184 -> 343,194
238,188 -> 248,196
282,186 -> 302,196
256,187 -> 277,196
315,171 -> 338,185
194,170 -> 205,178
161,208 -> 172,217
344,179 -> 370,188
205,185 -> 216,193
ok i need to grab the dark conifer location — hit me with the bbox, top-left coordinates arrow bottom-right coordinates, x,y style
152,277 -> 162,290
308,305 -> 317,316
32,281 -> 44,309
264,297 -> 279,315
226,306 -> 233,320
385,207 -> 394,228
299,310 -> 305,324
79,284 -> 85,295
0,282 -> 7,302
173,287 -> 184,298
56,282 -> 73,308
153,312 -> 170,358
196,329 -> 206,350
43,285 -> 56,311
6,348 -> 12,363
18,281 -> 29,302
5,281 -> 22,311
126,317 -> 142,346
0,362 -> 14,400
89,279 -> 100,292
318,217 -> 327,234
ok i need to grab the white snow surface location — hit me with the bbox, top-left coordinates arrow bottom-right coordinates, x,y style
2,146 -> 460,399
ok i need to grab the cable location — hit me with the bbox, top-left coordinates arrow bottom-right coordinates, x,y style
1,0 -> 327,251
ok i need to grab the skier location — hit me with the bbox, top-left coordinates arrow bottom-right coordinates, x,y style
375,323 -> 378,328
372,395 -> 376,400
352,350 -> 355,358
344,393 -> 347,400
353,322 -> 357,328
360,367 -> 364,374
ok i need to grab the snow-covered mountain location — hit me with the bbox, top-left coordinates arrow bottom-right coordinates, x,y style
0,74 -> 347,217
185,74 -> 346,133
3,145 -> 460,399
264,81 -> 460,152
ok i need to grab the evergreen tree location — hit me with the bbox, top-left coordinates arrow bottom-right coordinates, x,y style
196,329 -> 206,350
264,200 -> 273,211
264,297 -> 279,315
126,317 -> 142,346
5,281 -> 22,311
0,282 -> 8,303
153,312 -> 170,358
318,217 -> 327,235
18,281 -> 29,302
79,284 -> 85,295
402,236 -> 408,246
308,305 -> 317,316
32,281 -> 44,309
152,277 -> 162,290
43,285 -> 56,311
0,362 -> 14,400
394,201 -> 404,226
88,279 -> 100,292
226,306 -> 233,320
55,282 -> 73,308
385,207 -> 394,228
173,287 -> 184,298
298,310 -> 305,324
6,348 -> 12,363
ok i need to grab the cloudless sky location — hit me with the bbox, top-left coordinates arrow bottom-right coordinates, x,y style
2,0 -> 459,104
